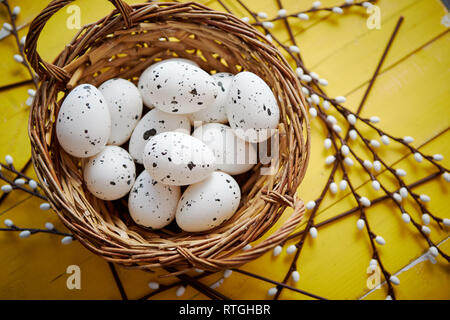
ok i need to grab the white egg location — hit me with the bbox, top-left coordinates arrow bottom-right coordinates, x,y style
225,72 -> 280,143
98,78 -> 143,145
189,72 -> 234,124
176,172 -> 241,232
128,170 -> 180,229
56,84 -> 111,158
129,109 -> 190,164
84,146 -> 136,200
138,60 -> 218,114
143,132 -> 216,186
192,123 -> 257,175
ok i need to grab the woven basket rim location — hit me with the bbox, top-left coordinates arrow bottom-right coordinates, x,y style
25,0 -> 311,272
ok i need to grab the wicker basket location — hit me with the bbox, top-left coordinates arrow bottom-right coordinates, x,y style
25,0 -> 310,272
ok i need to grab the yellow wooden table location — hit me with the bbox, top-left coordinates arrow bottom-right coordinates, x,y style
0,0 -> 449,299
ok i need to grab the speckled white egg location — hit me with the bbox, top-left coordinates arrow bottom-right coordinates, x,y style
128,109 -> 190,164
225,72 -> 280,143
176,171 -> 241,232
98,78 -> 143,145
143,132 -> 216,186
84,146 -> 136,200
190,72 -> 234,124
138,60 -> 218,114
128,170 -> 180,229
192,123 -> 257,175
56,84 -> 111,158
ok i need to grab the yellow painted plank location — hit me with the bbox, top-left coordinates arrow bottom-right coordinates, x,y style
0,0 -> 448,300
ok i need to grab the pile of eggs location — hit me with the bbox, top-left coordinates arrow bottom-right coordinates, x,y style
56,58 -> 280,232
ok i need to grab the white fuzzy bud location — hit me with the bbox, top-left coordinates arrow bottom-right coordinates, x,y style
14,54 -> 24,63
370,139 -> 380,148
267,287 -> 278,296
380,135 -> 390,145
402,212 -> 410,224
14,178 -> 25,185
4,219 -> 14,227
371,180 -> 380,191
291,271 -> 300,283
395,169 -> 406,177
5,155 -> 13,165
28,180 -> 38,190
300,74 -> 312,82
2,23 -> 13,32
373,160 -> 381,172
356,219 -> 365,230
297,13 -> 310,20
422,213 -> 430,225
390,276 -> 400,285
1,185 -> 13,193
241,17 -> 250,23
359,197 -> 371,207
369,116 -> 380,123
324,138 -> 332,149
45,222 -> 54,230
289,45 -> 300,53
176,286 -> 186,297
433,154 -> 444,161
20,36 -> 26,46
61,236 -> 73,245
311,94 -> 320,105
306,200 -> 316,210
148,282 -> 159,290
375,235 -> 385,245
339,180 -> 348,191
309,227 -> 318,238
442,172 -> 450,182
325,155 -> 336,165
286,245 -> 297,254
369,259 -> 377,267
309,107 -> 317,117
347,114 -> 356,125
443,218 -> 450,227
335,96 -> 346,103
413,152 -> 423,163
257,12 -> 268,19
399,187 -> 408,198
262,21 -> 274,29
393,193 -> 402,203
333,124 -> 342,133
344,157 -> 354,166
20,230 -> 31,238
296,67 -> 304,77
428,246 -> 438,257
273,245 -> 282,257
362,2 -> 373,8
419,194 -> 430,202
385,295 -> 392,300
330,182 -> 338,194
12,6 -> 21,16
349,129 -> 357,140
310,72 -> 319,80
332,7 -> 343,14
363,160 -> 372,169
322,100 -> 330,110
301,87 -> 309,96
40,203 -> 51,211
326,115 -> 337,124
318,78 -> 328,86
421,225 -> 431,235
403,136 -> 414,144
278,9 -> 287,17
345,0 -> 354,3
242,244 -> 252,251
312,1 -> 321,9
224,269 -> 233,278
25,96 -> 34,107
